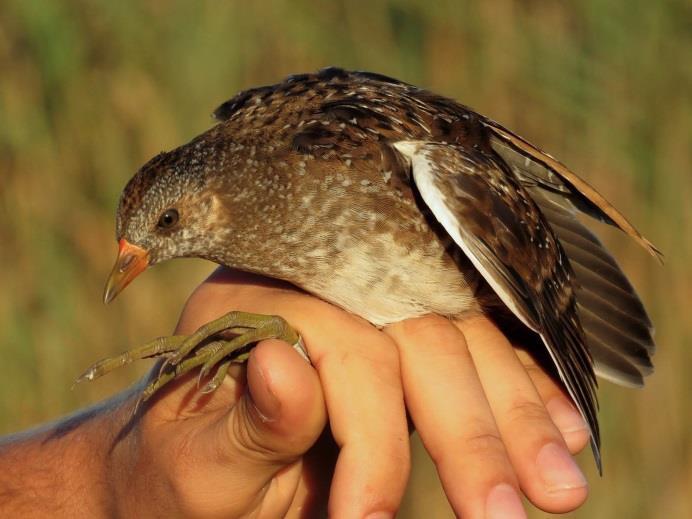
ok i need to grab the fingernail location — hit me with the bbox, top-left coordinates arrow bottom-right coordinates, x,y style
250,361 -> 281,422
364,512 -> 393,519
536,443 -> 588,492
486,483 -> 526,519
546,398 -> 588,434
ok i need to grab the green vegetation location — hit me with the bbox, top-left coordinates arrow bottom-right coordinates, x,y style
1,1 -> 689,516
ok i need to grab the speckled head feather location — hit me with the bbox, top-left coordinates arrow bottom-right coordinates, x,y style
116,133 -> 231,264
113,67 -> 659,471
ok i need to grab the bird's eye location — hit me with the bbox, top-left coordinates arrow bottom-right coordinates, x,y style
157,208 -> 179,229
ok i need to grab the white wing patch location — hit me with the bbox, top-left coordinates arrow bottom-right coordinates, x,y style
394,140 -> 538,331
394,140 -> 599,465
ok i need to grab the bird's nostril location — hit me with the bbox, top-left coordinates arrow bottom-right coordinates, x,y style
118,254 -> 135,272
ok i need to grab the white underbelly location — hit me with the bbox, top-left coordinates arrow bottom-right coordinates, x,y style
298,232 -> 478,327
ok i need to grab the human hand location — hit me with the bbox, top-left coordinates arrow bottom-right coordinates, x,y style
117,267 -> 591,518
109,304 -> 330,516
0,272 -> 332,518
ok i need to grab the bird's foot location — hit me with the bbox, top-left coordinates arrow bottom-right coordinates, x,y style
75,311 -> 306,405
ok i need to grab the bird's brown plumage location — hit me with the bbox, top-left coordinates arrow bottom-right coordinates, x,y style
115,67 -> 658,471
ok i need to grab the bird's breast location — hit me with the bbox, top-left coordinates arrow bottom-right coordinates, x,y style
296,232 -> 479,326
265,195 -> 481,326
213,145 -> 480,326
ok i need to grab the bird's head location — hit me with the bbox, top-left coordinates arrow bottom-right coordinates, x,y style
103,144 -> 224,303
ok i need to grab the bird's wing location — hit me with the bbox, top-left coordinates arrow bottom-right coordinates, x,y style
529,189 -> 654,387
482,119 -> 663,262
394,140 -> 601,471
488,132 -> 656,388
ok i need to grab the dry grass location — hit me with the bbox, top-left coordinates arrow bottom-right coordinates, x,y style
1,1 -> 689,516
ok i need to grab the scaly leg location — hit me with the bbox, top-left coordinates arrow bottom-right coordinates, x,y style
75,335 -> 187,385
164,312 -> 298,366
76,312 -> 307,402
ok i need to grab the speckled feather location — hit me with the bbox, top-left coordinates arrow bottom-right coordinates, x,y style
115,68 -> 659,471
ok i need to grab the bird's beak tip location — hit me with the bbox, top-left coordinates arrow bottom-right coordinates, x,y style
104,239 -> 150,304
103,285 -> 117,305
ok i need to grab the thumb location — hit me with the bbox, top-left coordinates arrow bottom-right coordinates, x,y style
232,339 -> 326,460
215,339 -> 327,514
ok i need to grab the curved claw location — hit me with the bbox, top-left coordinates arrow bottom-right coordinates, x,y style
200,379 -> 221,394
198,363 -> 214,385
201,359 -> 233,394
196,364 -> 210,389
74,335 -> 186,388
74,367 -> 98,386
139,353 -> 205,407
74,357 -> 126,386
291,335 -> 310,362
158,357 -> 173,379
166,346 -> 192,367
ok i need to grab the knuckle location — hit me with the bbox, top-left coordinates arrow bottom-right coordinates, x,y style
522,362 -> 550,384
564,427 -> 591,454
522,362 -> 542,377
227,398 -> 282,463
504,399 -> 550,429
464,429 -> 506,456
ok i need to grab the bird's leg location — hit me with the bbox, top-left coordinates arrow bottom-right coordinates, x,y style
193,326 -> 284,390
75,335 -> 187,385
76,312 -> 307,402
136,340 -> 235,407
164,311 -> 300,367
201,359 -> 236,394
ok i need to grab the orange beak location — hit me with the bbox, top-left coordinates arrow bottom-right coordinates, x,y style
103,239 -> 150,304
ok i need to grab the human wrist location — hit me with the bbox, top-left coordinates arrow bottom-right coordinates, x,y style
61,390 -> 138,516
0,389 -> 136,517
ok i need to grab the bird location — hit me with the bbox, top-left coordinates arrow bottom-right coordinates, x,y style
78,67 -> 660,472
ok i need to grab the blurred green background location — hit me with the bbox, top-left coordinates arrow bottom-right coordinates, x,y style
1,0 -> 689,516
